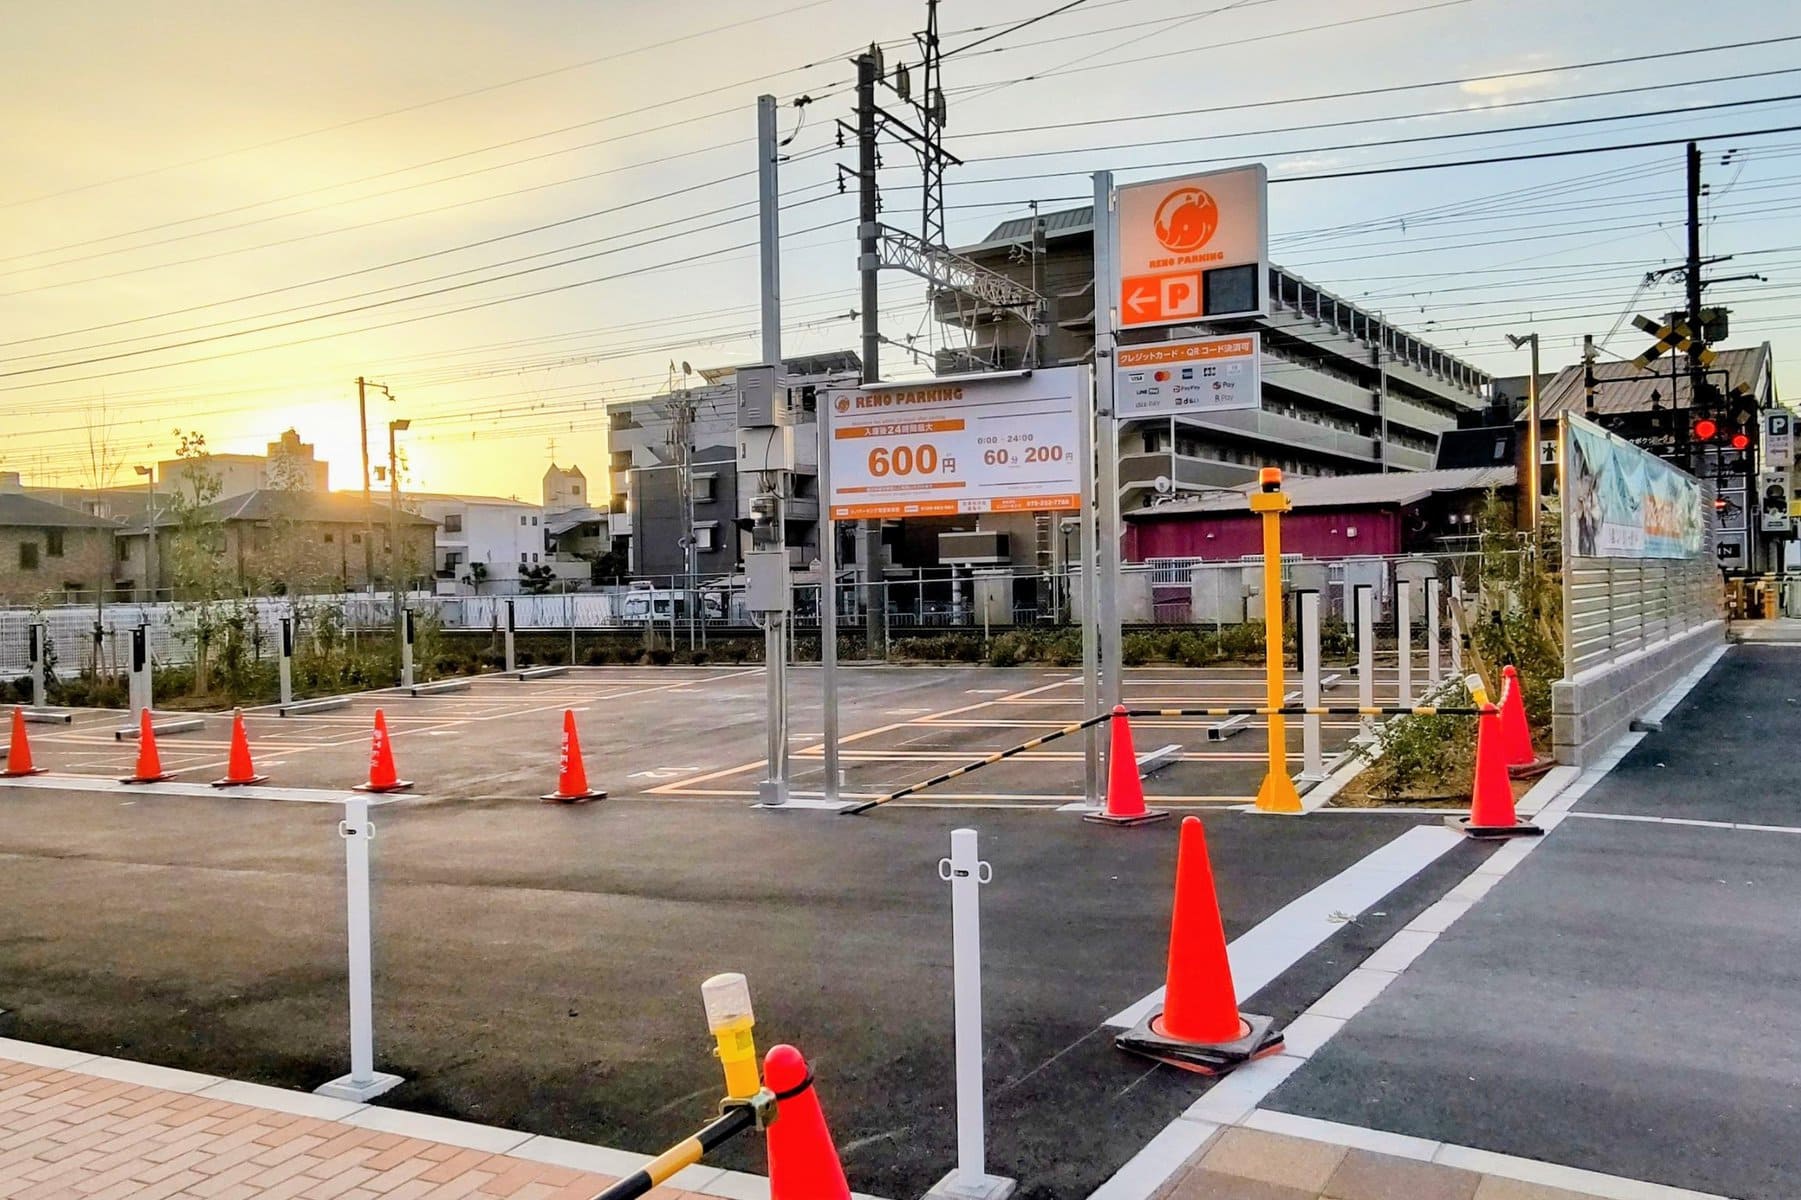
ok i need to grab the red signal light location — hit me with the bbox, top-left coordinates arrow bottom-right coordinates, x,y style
1731,431 -> 1750,450
1693,418 -> 1718,440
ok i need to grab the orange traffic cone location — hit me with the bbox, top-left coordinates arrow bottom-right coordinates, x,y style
1498,665 -> 1551,779
1084,706 -> 1169,826
212,709 -> 268,788
2,707 -> 46,777
1116,816 -> 1284,1074
764,1044 -> 851,1200
121,708 -> 176,784
354,709 -> 412,793
540,709 -> 605,803
1447,701 -> 1541,840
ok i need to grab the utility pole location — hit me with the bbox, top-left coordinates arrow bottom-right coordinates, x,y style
357,377 -> 394,595
854,48 -> 888,658
1505,332 -> 1541,534
1373,336 -> 1389,473
387,419 -> 409,639
358,377 -> 374,588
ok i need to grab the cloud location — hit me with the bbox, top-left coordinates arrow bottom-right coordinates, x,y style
1460,71 -> 1557,98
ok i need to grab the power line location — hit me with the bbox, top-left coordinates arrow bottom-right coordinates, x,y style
0,0 -> 835,212
942,0 -> 1090,57
0,216 -> 852,395
920,112 -> 1801,189
951,34 -> 1801,140
0,185 -> 842,362
964,71 -> 1801,166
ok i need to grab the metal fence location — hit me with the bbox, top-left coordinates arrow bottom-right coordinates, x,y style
1563,554 -> 1724,676
2,551 -> 1499,676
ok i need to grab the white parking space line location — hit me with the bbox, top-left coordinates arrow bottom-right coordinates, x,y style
1104,824 -> 1462,1029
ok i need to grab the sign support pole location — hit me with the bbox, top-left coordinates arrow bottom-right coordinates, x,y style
1094,171 -> 1124,753
1079,384 -> 1100,806
819,424 -> 842,804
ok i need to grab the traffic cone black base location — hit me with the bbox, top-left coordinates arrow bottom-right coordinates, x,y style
1082,808 -> 1170,827
212,774 -> 269,788
1444,815 -> 1543,840
1116,1009 -> 1284,1075
120,769 -> 177,784
1506,759 -> 1556,781
539,787 -> 605,803
354,779 -> 414,793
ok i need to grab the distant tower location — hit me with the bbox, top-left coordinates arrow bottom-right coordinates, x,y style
543,462 -> 587,513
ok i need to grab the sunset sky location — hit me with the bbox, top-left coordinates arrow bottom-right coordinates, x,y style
3,0 -> 1796,500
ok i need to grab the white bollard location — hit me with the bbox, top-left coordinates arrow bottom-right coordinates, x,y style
1449,575 -> 1463,674
1397,582 -> 1413,707
278,617 -> 294,708
129,624 -> 151,722
926,830 -> 1015,1200
1300,591 -> 1323,780
315,797 -> 403,1102
28,623 -> 47,709
503,600 -> 517,674
1427,577 -> 1442,689
1356,585 -> 1375,737
400,609 -> 415,691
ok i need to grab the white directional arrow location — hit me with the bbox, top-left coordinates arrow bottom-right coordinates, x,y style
1125,283 -> 1157,317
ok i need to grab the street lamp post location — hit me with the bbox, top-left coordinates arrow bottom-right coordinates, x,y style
1505,332 -> 1541,535
388,419 -> 410,639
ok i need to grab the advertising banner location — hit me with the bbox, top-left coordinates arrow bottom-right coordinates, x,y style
825,367 -> 1087,521
1115,334 -> 1260,419
1564,413 -> 1704,559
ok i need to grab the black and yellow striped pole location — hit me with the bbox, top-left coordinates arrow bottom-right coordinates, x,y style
590,1107 -> 757,1200
1250,468 -> 1302,813
842,713 -> 1113,815
590,974 -> 776,1200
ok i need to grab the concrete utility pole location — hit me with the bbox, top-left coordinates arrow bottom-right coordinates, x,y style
1505,332 -> 1541,534
388,419 -> 409,639
855,49 -> 886,657
358,377 -> 394,592
758,95 -> 782,368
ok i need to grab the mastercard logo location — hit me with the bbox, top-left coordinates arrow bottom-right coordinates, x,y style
1153,370 -> 1171,382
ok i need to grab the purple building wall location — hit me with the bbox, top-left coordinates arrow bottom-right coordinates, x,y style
1124,507 -> 1403,561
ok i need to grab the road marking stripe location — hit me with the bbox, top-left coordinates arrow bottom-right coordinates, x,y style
1103,824 -> 1463,1029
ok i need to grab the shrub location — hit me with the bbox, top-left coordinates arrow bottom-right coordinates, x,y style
1354,679 -> 1477,799
1218,621 -> 1267,660
987,631 -> 1031,667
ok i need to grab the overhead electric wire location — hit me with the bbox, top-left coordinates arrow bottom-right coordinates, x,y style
962,72 -> 1801,166
0,0 -> 836,212
0,183 -> 842,363
951,34 -> 1801,140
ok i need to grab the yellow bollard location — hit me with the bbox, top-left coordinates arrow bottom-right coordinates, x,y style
1250,468 -> 1302,814
701,973 -> 762,1102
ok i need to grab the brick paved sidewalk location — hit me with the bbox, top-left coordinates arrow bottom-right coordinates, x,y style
0,1053 -> 724,1200
1156,1127 -> 1625,1200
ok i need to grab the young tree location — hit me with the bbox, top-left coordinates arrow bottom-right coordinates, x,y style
163,430 -> 227,693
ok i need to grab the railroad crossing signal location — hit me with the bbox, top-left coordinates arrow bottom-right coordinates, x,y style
1630,314 -> 1718,370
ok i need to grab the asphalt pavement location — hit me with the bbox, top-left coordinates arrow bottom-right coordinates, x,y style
1264,643 -> 1801,1200
0,785 -> 1437,1198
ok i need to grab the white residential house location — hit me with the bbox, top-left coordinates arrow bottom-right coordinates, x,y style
405,492 -> 547,593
